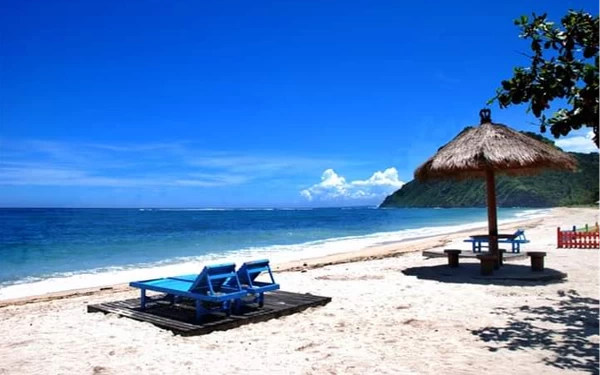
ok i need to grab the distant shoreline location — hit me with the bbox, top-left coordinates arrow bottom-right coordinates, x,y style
0,206 -> 578,308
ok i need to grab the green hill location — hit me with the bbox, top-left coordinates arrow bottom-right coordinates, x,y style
380,151 -> 599,208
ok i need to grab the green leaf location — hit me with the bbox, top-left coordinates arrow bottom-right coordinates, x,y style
515,15 -> 528,25
490,10 -> 599,148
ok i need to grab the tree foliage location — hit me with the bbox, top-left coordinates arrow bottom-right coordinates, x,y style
519,130 -> 562,149
489,10 -> 599,147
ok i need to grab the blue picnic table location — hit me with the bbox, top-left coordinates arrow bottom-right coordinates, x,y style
464,229 -> 530,253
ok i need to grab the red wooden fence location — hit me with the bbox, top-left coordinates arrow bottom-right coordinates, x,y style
557,227 -> 600,249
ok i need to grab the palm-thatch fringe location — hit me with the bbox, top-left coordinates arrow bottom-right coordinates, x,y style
414,122 -> 578,181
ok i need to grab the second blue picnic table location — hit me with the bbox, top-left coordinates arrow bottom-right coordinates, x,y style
464,229 -> 530,253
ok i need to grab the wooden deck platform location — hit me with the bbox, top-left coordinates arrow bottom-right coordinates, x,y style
87,290 -> 332,336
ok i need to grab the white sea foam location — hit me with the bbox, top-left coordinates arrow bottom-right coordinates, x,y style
513,209 -> 551,219
156,208 -> 228,211
152,208 -> 300,212
275,208 -> 314,211
148,207 -> 320,212
0,209 -> 551,300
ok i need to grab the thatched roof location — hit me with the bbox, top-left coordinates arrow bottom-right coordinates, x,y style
414,110 -> 578,181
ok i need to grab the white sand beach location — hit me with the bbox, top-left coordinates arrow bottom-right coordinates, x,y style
0,207 -> 598,375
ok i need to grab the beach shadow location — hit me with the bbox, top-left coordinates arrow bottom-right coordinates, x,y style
472,290 -> 599,373
402,263 -> 566,286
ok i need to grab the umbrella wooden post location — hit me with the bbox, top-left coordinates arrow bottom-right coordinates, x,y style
486,168 -> 499,269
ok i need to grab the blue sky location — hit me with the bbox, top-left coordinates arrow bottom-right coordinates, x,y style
1,0 -> 597,208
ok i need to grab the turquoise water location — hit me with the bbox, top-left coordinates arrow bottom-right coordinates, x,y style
0,207 -> 547,298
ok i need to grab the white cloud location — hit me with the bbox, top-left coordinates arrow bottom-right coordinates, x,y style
555,130 -> 598,153
0,166 -> 150,187
301,168 -> 404,202
0,165 -> 250,188
351,168 -> 405,187
0,138 -> 359,188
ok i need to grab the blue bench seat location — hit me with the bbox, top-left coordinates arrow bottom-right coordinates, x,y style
226,259 -> 280,308
129,263 -> 247,321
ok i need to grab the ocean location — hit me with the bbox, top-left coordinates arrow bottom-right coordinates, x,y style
0,207 -> 548,299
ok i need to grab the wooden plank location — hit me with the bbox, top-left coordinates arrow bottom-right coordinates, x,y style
88,290 -> 331,336
178,294 -> 331,336
103,302 -> 199,331
87,303 -> 197,333
103,305 -> 192,331
103,298 -> 220,330
266,291 -> 323,304
272,290 -> 320,299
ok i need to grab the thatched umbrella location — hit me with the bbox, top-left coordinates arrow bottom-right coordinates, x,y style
415,109 -> 578,267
